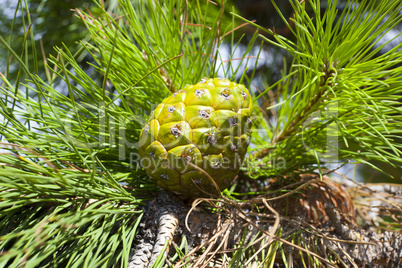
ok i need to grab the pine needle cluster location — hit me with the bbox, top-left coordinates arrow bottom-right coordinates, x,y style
0,0 -> 401,267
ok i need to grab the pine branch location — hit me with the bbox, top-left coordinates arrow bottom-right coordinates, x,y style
0,0 -> 253,266
237,0 -> 402,178
1,0 -> 402,267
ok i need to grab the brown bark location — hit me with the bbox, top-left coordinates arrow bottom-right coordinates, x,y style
130,179 -> 402,267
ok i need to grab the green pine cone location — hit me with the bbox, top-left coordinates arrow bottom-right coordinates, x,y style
139,78 -> 253,199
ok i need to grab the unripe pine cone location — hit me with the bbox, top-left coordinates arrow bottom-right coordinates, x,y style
139,78 -> 253,199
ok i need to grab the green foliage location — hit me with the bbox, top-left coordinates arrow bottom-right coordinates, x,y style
0,0 -> 106,81
0,0 -> 255,266
242,0 -> 402,178
1,0 -> 402,266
